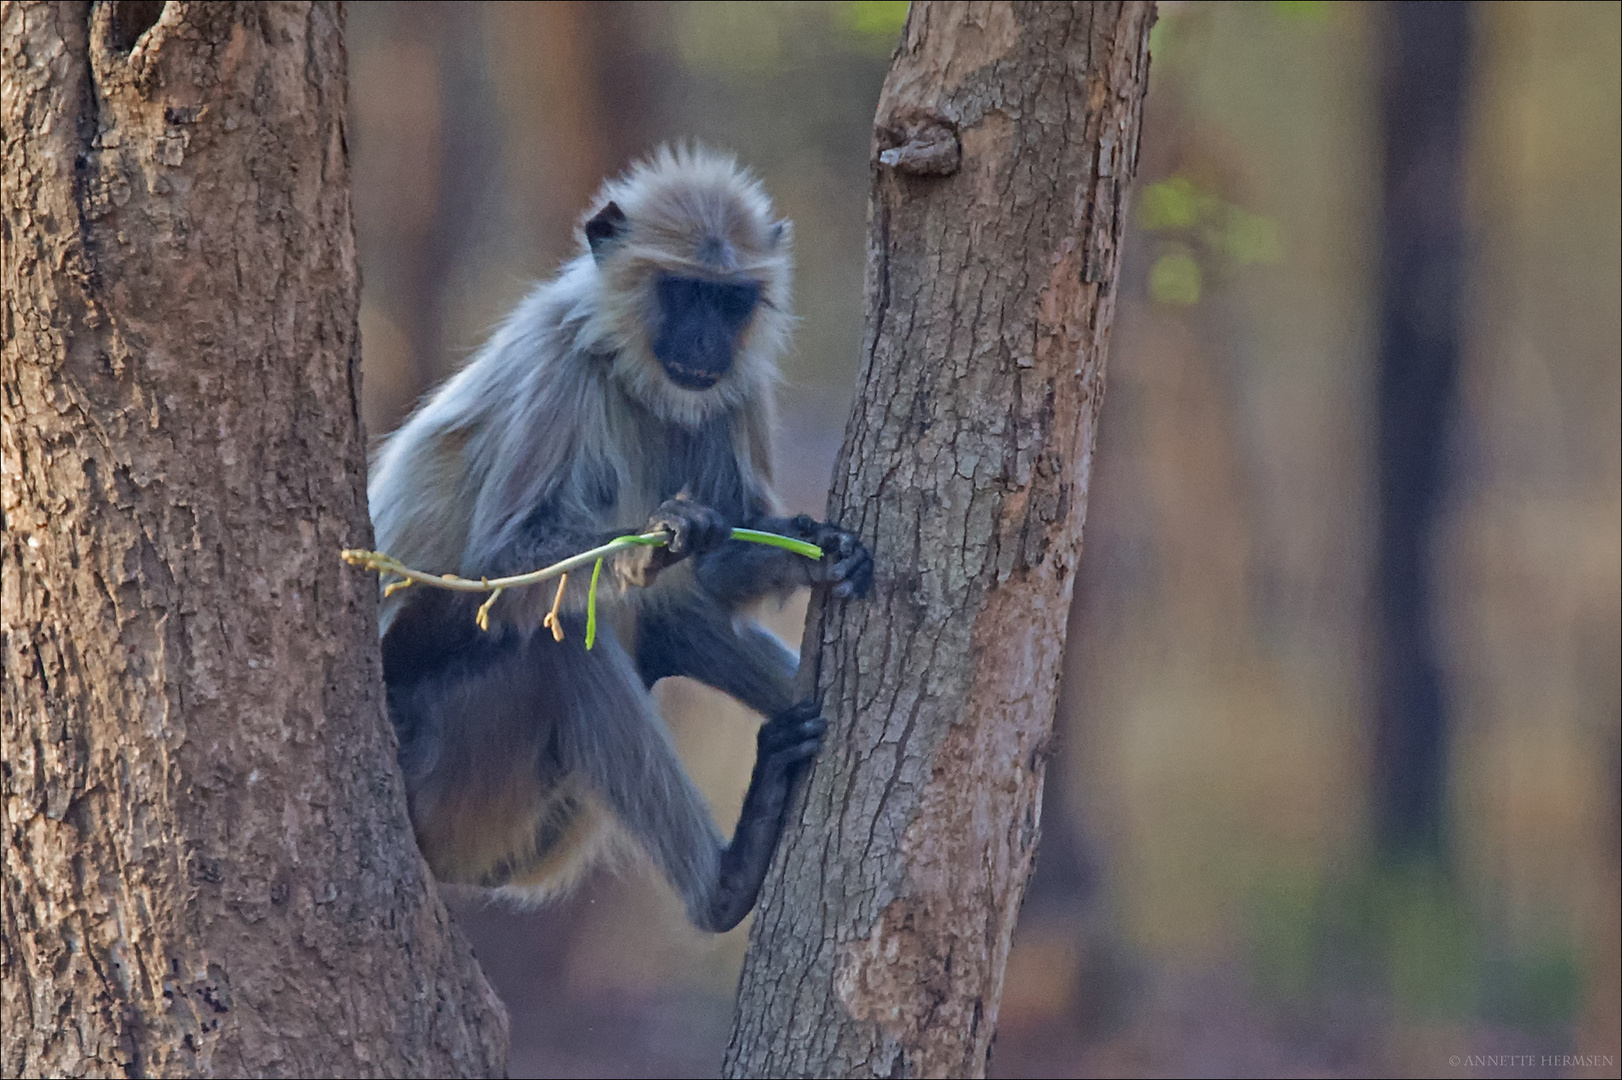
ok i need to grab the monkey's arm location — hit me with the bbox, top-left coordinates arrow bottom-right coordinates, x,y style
557,622 -> 823,932
636,596 -> 800,718
694,513 -> 873,607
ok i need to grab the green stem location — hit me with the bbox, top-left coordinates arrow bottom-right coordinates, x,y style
341,525 -> 825,648
729,527 -> 823,560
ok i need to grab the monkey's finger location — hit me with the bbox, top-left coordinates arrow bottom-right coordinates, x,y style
772,698 -> 823,722
829,549 -> 869,579
646,512 -> 683,548
810,524 -> 859,557
759,717 -> 827,754
764,736 -> 825,771
651,499 -> 729,557
759,713 -> 827,757
758,706 -> 826,754
649,513 -> 695,555
692,508 -> 731,553
830,550 -> 874,598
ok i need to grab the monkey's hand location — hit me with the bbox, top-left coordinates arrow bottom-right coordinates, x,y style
623,498 -> 731,588
652,497 -> 731,558
784,515 -> 874,599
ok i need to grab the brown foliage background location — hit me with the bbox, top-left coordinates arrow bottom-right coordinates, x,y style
347,3 -> 1619,1076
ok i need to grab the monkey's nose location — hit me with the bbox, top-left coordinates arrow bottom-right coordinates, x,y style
696,237 -> 736,271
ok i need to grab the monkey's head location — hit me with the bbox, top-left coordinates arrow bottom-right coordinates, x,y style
582,147 -> 792,427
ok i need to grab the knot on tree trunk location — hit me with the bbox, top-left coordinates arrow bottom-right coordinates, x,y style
876,114 -> 961,177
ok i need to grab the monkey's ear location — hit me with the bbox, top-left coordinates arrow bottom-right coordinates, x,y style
769,220 -> 792,249
586,201 -> 629,261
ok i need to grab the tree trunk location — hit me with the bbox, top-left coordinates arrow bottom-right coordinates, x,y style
1370,0 -> 1471,862
724,4 -> 1153,1077
1,3 -> 506,1076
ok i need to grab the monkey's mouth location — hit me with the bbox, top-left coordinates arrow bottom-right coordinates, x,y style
661,362 -> 722,391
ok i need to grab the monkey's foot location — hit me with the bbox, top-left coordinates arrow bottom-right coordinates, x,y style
705,700 -> 827,933
757,698 -> 828,772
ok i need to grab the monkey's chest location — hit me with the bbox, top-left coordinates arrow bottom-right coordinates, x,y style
613,421 -> 754,526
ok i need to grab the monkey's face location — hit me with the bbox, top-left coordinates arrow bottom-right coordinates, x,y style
649,275 -> 761,391
582,148 -> 793,426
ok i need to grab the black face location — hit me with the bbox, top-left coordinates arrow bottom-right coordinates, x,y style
651,275 -> 761,391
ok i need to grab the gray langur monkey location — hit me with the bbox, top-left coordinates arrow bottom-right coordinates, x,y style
367,147 -> 872,932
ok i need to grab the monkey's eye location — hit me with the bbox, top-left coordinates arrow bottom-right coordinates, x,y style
712,282 -> 761,329
655,276 -> 760,333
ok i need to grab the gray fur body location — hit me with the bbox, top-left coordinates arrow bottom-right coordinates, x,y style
369,149 -> 870,931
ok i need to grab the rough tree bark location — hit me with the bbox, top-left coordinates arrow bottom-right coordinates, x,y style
2,3 -> 506,1076
724,3 -> 1153,1077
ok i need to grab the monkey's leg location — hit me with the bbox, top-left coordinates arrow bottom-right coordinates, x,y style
555,617 -> 822,932
696,514 -> 874,604
632,600 -> 829,929
708,698 -> 826,931
385,598 -> 602,889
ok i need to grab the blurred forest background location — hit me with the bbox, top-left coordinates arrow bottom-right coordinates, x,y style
345,3 -> 1620,1076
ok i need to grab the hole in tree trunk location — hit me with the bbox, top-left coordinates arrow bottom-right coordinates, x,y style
110,0 -> 165,52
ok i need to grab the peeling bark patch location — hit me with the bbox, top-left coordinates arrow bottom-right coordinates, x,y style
835,898 -> 964,1078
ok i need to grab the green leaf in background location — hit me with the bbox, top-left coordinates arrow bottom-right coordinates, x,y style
1150,249 -> 1203,306
1213,206 -> 1284,265
1139,174 -> 1283,305
832,1 -> 909,53
1272,0 -> 1331,21
1139,176 -> 1208,232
